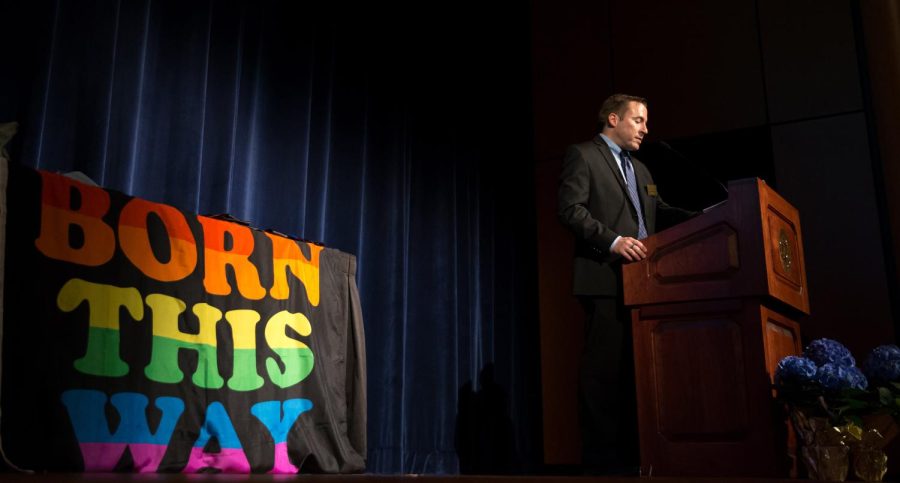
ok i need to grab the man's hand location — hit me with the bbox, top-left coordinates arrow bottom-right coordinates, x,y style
612,237 -> 648,262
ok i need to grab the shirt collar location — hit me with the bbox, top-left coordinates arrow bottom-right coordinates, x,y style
598,133 -> 625,158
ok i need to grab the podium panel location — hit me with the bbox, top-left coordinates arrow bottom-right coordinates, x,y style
758,185 -> 808,312
761,306 -> 802,383
632,299 -> 800,476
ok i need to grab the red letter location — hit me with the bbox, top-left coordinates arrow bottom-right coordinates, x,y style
119,199 -> 197,282
34,171 -> 115,266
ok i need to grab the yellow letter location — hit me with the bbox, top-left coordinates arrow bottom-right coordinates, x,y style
224,309 -> 264,391
144,294 -> 224,389
264,310 -> 314,388
56,279 -> 144,377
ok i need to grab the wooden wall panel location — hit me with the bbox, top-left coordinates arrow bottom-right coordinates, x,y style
771,113 -> 894,354
610,0 -> 767,139
757,0 -> 862,123
531,0 -> 612,162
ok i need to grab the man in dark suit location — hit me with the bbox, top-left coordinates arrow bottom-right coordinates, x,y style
557,94 -> 694,473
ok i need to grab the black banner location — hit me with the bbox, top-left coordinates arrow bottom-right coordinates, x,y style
0,161 -> 366,473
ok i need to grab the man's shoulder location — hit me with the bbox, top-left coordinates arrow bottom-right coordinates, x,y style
567,138 -> 606,156
573,137 -> 604,148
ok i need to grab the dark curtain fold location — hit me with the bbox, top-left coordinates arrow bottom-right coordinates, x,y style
1,0 -> 541,474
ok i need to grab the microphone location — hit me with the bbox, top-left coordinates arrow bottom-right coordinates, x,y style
656,140 -> 729,198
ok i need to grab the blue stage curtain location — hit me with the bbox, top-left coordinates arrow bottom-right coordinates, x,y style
1,0 -> 541,474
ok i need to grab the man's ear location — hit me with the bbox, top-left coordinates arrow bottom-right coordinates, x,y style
607,112 -> 619,128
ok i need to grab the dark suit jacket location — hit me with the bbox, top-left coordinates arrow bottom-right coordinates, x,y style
558,135 -> 694,296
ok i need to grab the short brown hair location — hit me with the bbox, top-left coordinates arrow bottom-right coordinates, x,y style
597,94 -> 648,130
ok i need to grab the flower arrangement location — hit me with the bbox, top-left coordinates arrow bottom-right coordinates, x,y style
775,338 -> 900,481
776,341 -> 862,424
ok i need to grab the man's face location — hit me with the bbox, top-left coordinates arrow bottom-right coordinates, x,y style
608,101 -> 649,151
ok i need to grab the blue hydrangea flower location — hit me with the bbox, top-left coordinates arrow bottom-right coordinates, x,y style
816,363 -> 868,391
804,338 -> 856,367
863,344 -> 900,383
848,366 -> 869,390
775,355 -> 817,386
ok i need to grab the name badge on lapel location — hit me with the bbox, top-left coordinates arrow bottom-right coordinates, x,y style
646,184 -> 658,196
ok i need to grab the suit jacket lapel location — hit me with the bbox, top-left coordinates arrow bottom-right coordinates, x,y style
593,137 -> 628,193
598,136 -> 654,223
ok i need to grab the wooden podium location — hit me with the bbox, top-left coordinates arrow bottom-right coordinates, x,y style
623,178 -> 807,477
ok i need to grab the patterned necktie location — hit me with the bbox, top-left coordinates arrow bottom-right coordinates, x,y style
621,151 -> 648,239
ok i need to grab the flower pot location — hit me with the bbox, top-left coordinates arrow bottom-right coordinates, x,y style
848,413 -> 899,481
791,410 -> 850,481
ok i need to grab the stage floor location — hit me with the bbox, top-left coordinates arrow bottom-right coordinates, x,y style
0,474 -> 809,483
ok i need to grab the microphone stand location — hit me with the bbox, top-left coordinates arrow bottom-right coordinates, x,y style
655,140 -> 730,211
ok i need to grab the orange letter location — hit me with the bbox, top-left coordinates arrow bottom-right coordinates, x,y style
119,199 -> 197,282
197,216 -> 265,300
266,234 -> 322,306
34,171 -> 115,266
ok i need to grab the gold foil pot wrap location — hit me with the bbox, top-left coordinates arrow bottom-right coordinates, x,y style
801,444 -> 849,481
862,413 -> 899,449
791,412 -> 851,480
853,446 -> 888,482
816,422 -> 857,446
843,414 -> 898,482
789,410 -> 898,481
839,422 -> 863,444
791,411 -> 826,445
849,426 -> 889,482
856,427 -> 885,450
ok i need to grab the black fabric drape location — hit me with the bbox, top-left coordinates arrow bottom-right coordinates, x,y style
1,0 -> 541,474
1,163 -> 369,473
